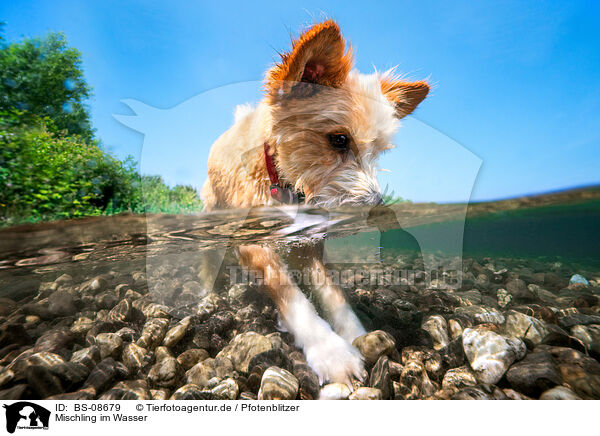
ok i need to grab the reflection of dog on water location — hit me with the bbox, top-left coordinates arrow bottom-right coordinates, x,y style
3,402 -> 50,434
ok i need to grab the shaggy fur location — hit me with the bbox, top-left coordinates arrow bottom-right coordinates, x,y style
201,20 -> 429,387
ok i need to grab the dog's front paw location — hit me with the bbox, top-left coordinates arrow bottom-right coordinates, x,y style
304,332 -> 365,388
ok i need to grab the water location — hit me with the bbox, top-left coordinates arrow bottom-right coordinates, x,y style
0,186 -> 599,400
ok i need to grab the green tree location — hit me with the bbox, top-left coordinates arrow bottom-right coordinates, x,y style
0,30 -> 94,141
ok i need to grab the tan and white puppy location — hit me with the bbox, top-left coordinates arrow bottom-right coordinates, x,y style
202,20 -> 428,386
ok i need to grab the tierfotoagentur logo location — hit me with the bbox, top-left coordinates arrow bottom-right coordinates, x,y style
2,402 -> 50,433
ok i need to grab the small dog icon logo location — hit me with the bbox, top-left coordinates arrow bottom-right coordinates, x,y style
3,402 -> 50,433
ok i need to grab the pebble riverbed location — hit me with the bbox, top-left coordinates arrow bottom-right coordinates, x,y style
1,253 -> 599,400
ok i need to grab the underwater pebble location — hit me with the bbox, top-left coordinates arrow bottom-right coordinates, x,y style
319,383 -> 351,400
95,333 -> 123,359
504,310 -> 548,345
352,330 -> 396,365
421,315 -> 449,350
569,274 -> 589,286
163,316 -> 192,348
539,385 -> 582,400
349,387 -> 382,400
217,331 -> 272,373
258,366 -> 298,400
462,327 -> 526,384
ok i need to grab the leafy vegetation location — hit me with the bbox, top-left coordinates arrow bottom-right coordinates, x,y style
0,30 -> 94,141
0,27 -> 203,226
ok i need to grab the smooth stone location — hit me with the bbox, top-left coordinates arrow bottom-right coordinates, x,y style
49,362 -> 90,392
441,366 -> 478,390
148,356 -> 184,388
136,318 -> 169,351
177,348 -> 209,370
26,365 -> 64,398
569,274 -> 589,285
539,385 -> 582,400
506,278 -> 535,302
70,345 -> 101,371
186,358 -> 230,389
462,327 -> 526,384
114,327 -> 136,342
319,383 -> 351,400
70,317 -> 95,336
87,276 -> 108,294
452,384 -> 507,400
83,358 -> 127,395
369,355 -> 392,399
24,315 -> 41,326
154,346 -> 172,362
352,330 -> 396,365
570,324 -> 600,356
239,391 -> 257,400
289,353 -> 320,400
248,348 -> 293,374
543,345 -> 600,399
257,366 -> 299,400
120,343 -> 146,374
8,351 -> 66,377
558,314 -> 600,329
48,290 -> 77,317
170,383 -> 221,400
33,328 -> 73,356
107,299 -> 132,323
529,284 -> 558,304
143,304 -> 171,319
504,310 -> 548,345
0,323 -> 32,348
502,388 -> 532,400
150,389 -> 169,400
186,360 -> 213,388
163,316 -> 192,348
439,338 -> 466,370
95,291 -> 119,310
217,332 -> 273,373
421,315 -> 449,350
448,319 -> 463,340
506,351 -> 561,397
454,306 -> 505,325
95,333 -> 123,359
396,359 -> 438,399
211,378 -> 239,400
349,387 -> 382,400
99,380 -> 151,400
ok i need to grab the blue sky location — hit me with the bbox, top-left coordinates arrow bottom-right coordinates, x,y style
1,1 -> 599,202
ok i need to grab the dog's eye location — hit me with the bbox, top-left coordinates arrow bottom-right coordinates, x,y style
327,134 -> 349,151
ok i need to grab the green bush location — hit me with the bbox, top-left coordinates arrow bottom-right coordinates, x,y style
0,112 -> 203,226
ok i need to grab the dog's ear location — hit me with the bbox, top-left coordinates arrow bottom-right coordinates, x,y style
380,78 -> 429,118
267,20 -> 353,100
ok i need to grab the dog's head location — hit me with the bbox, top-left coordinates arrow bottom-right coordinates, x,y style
265,20 -> 429,207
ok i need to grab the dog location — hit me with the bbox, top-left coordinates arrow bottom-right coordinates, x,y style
201,20 -> 429,387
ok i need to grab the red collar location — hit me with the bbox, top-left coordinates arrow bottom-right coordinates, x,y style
263,142 -> 304,204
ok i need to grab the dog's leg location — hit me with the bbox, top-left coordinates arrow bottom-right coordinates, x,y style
309,258 -> 366,343
238,244 -> 364,387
